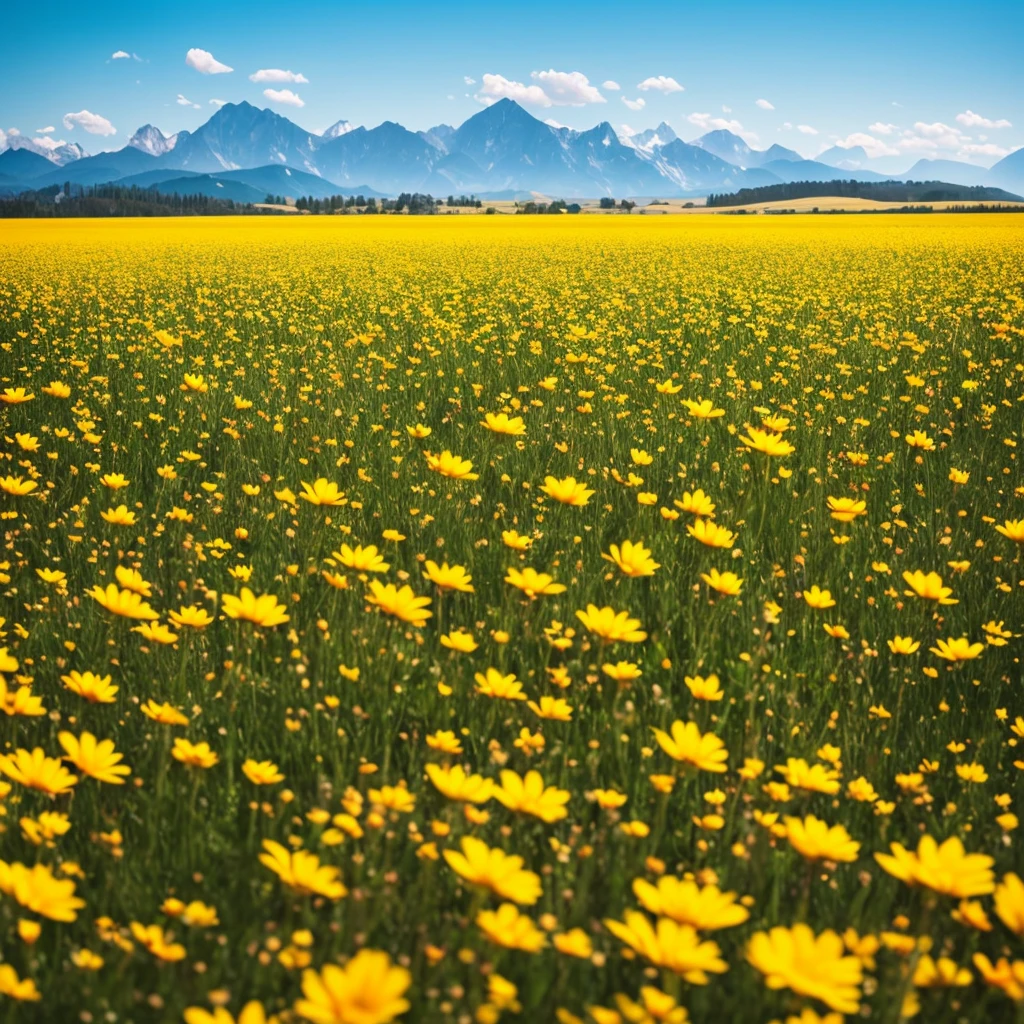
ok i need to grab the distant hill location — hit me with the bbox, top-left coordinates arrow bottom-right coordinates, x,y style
707,179 -> 1023,207
988,147 -> 1024,194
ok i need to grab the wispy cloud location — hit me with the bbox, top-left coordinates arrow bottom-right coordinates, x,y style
177,94 -> 200,109
531,70 -> 605,105
622,97 -> 646,111
186,48 -> 233,75
755,98 -> 774,110
637,75 -> 683,94
263,88 -> 304,108
797,124 -> 817,135
250,68 -> 308,84
62,110 -> 117,136
602,80 -> 621,91
687,112 -> 744,134
111,50 -> 130,60
476,73 -> 551,107
955,109 -> 1011,129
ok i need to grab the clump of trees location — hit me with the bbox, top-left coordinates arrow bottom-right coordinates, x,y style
1,183 -> 250,218
516,200 -> 582,214
598,197 -> 636,211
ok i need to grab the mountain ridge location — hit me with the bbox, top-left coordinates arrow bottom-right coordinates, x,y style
2,100 -> 1020,198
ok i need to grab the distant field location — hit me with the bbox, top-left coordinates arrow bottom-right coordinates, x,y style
1,214 -> 1023,1024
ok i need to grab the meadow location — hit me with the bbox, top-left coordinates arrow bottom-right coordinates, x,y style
0,213 -> 1022,1024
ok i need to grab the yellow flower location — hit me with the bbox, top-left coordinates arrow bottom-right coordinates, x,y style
527,696 -> 573,721
682,398 -> 725,420
0,747 -> 78,795
481,412 -> 526,436
242,759 -> 285,785
423,560 -> 475,593
477,903 -> 547,952
299,478 -> 346,506
504,566 -> 566,597
493,769 -> 570,823
185,1003 -> 271,1024
887,635 -> 920,655
784,815 -> 860,863
58,731 -> 130,785
474,667 -> 526,700
366,581 -> 432,627
740,427 -> 795,457
675,488 -> 716,517
912,955 -> 972,988
747,925 -> 862,1014
651,720 -> 728,773
295,950 -> 410,1024
875,834 -> 994,897
686,519 -> 737,549
0,475 -> 38,496
776,757 -> 840,795
603,540 -> 660,577
333,544 -> 390,573
425,764 -> 493,804
553,928 -> 593,959
0,964 -> 40,1002
902,569 -> 957,604
141,700 -> 189,726
575,604 -> 647,643
994,519 -> 1024,543
929,636 -> 984,662
168,604 -> 215,629
101,504 -> 137,526
905,429 -> 935,450
425,450 -> 479,480
259,840 -> 347,900
222,589 -> 290,627
443,836 -> 540,904
684,674 -> 724,701
501,529 -> 533,551
802,586 -> 835,610
972,954 -> 1024,1002
700,568 -> 743,596
172,738 -> 220,769
541,475 -> 594,506
632,877 -> 749,930
87,583 -> 159,620
826,496 -> 867,522
129,922 -> 187,962
0,860 -> 85,921
604,911 -> 727,982
993,873 -> 1024,937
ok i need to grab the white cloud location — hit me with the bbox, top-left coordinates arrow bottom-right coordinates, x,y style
209,98 -> 227,107
531,70 -> 605,105
868,122 -> 898,135
7,128 -> 20,136
544,118 -> 569,129
907,121 -> 963,150
797,124 -> 817,135
955,109 -> 1011,129
622,97 -> 646,111
722,105 -> 732,113
959,142 -> 1010,157
111,50 -> 130,60
0,129 -> 6,150
687,112 -> 744,134
618,123 -> 636,137
781,121 -> 793,130
831,132 -> 899,158
31,136 -> 69,152
186,48 -> 233,75
637,75 -> 683,94
249,68 -> 308,84
62,110 -> 117,136
476,73 -> 551,107
755,98 -> 774,110
36,126 -> 55,134
263,88 -> 304,108
464,76 -> 476,85
176,94 -> 200,108
602,80 -> 621,91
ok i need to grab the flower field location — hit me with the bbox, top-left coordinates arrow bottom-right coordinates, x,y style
1,213 -> 1023,1023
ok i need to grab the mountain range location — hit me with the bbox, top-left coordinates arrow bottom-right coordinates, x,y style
1,99 -> 1022,200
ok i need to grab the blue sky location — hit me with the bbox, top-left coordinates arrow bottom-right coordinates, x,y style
3,0 -> 1021,167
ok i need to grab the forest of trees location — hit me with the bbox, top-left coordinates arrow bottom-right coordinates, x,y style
0,183 -> 252,218
707,179 -> 1022,207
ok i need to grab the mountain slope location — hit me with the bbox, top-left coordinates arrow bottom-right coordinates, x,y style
315,122 -> 439,194
988,147 -> 1024,193
0,148 -> 55,180
168,101 -> 319,173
